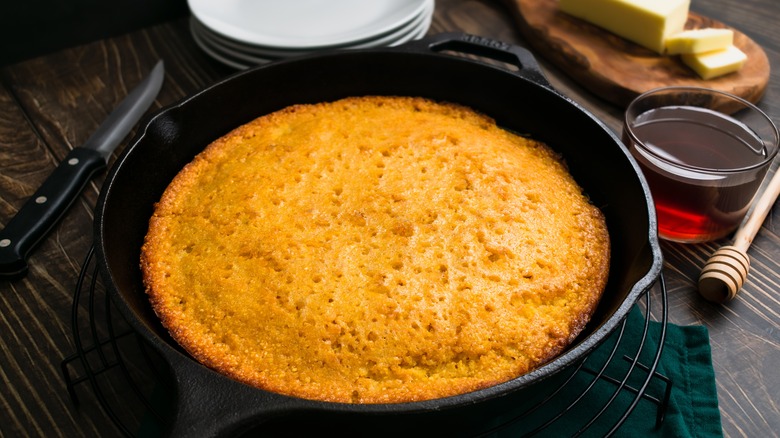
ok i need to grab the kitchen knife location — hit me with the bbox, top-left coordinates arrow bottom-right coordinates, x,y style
0,60 -> 165,280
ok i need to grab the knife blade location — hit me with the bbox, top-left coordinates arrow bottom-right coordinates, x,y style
0,60 -> 165,280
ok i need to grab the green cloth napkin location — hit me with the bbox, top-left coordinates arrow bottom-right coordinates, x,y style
613,306 -> 723,437
503,305 -> 723,437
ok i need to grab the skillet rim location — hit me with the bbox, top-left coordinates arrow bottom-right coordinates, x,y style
93,32 -> 663,420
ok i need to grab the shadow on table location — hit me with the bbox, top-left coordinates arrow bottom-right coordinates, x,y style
0,0 -> 189,67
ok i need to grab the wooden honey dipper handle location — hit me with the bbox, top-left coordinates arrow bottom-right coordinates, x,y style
699,169 -> 780,303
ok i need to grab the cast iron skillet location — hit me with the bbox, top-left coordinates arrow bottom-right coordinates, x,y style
95,33 -> 662,437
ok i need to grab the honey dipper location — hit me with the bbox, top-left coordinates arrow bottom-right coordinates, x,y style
698,169 -> 780,303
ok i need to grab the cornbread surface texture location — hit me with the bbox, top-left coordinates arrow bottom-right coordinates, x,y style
141,96 -> 610,404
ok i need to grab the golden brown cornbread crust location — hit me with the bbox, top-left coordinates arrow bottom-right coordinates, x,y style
140,96 -> 610,404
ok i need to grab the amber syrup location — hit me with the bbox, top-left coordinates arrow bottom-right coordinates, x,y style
627,106 -> 768,242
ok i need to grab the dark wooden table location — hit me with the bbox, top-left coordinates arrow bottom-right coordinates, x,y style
1,0 -> 778,436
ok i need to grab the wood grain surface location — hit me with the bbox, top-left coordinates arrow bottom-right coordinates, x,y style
1,0 -> 778,436
503,0 -> 770,107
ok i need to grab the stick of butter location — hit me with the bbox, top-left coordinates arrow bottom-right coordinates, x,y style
559,0 -> 691,54
681,45 -> 747,79
666,28 -> 734,54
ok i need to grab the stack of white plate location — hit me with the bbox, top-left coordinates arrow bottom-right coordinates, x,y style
188,0 -> 435,69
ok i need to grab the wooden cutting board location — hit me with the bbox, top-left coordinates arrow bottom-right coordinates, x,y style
502,0 -> 770,107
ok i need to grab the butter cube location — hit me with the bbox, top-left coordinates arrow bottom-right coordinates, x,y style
681,45 -> 747,79
666,28 -> 734,54
559,0 -> 691,54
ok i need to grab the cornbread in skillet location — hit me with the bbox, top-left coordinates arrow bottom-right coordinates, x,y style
140,96 -> 610,404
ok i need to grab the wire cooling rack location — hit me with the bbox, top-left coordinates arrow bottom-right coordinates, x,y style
62,245 -> 671,437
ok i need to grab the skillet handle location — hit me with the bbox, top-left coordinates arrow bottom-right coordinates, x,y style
403,32 -> 554,90
163,353 -> 304,438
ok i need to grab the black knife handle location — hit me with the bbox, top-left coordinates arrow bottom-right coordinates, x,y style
0,147 -> 106,280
